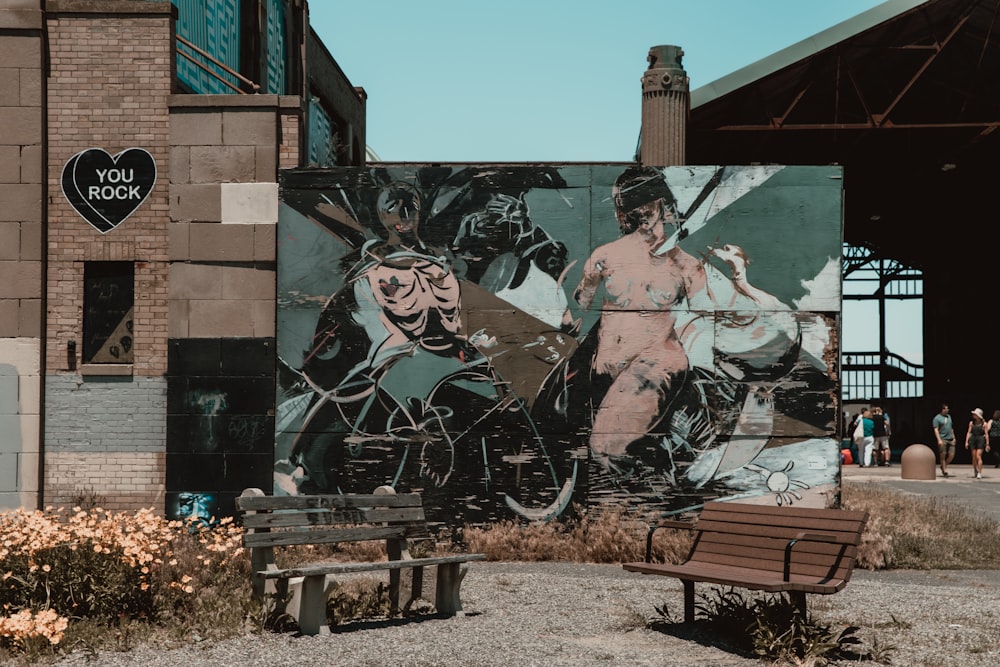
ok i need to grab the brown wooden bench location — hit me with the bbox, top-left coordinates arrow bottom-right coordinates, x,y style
235,487 -> 485,635
622,501 -> 869,622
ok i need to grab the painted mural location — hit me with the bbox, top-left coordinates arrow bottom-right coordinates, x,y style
276,165 -> 842,525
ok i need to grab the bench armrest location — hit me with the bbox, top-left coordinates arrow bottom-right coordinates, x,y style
792,531 -> 841,544
783,531 -> 845,581
645,519 -> 694,563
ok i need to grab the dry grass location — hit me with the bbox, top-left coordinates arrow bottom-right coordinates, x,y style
842,480 -> 1000,569
462,503 -> 693,564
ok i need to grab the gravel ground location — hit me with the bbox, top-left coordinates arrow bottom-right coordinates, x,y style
51,562 -> 1000,667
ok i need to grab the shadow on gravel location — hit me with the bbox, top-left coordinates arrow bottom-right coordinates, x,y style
322,611 -> 485,635
647,620 -> 756,660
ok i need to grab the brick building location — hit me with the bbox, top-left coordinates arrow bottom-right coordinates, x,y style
0,0 -> 365,515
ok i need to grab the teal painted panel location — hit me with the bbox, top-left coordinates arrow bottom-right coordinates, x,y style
173,0 -> 241,94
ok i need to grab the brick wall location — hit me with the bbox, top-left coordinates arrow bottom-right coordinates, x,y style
43,451 -> 165,511
43,2 -> 174,510
46,2 -> 173,377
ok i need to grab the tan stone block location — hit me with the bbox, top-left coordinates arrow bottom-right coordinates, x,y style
17,414 -> 38,454
220,182 -> 278,223
18,67 -> 40,106
221,265 -> 274,300
168,298 -> 189,337
0,300 -> 17,336
169,183 -> 220,222
170,146 -> 189,184
20,145 -> 41,184
18,374 -> 39,416
0,184 -> 40,222
188,222 -> 254,261
20,221 -> 40,260
0,8 -> 43,31
0,35 -> 40,69
0,147 -> 18,183
18,298 -> 40,336
189,145 -> 255,183
168,262 -> 223,299
0,108 -> 39,146
0,339 -> 39,374
0,260 -> 40,298
0,68 -> 18,107
18,451 -> 39,490
170,110 -> 222,146
254,145 -> 277,182
188,299 -> 254,337
0,223 -> 18,260
252,299 -> 275,337
222,110 -> 276,147
253,223 -> 275,261
169,221 -> 189,259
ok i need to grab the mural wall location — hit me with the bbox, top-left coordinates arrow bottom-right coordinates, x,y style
276,165 -> 843,525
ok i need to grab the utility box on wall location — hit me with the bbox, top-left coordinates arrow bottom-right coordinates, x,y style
275,164 -> 843,527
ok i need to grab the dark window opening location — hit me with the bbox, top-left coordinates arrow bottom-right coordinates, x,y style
83,262 -> 135,364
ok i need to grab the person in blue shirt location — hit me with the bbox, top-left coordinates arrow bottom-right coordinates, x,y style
932,403 -> 956,477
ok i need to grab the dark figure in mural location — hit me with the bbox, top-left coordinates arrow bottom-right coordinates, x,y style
452,191 -> 572,330
573,166 -> 707,477
284,176 -> 576,524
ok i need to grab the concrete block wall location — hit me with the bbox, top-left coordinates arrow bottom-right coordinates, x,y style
167,95 -> 298,339
166,95 -> 300,518
0,1 -> 44,509
43,1 -> 175,510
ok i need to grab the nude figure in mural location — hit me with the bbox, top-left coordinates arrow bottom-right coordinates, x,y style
573,165 -> 707,475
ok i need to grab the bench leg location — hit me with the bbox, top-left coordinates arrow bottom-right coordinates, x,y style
790,590 -> 807,619
683,581 -> 695,624
434,562 -> 468,616
298,574 -> 330,636
403,566 -> 425,614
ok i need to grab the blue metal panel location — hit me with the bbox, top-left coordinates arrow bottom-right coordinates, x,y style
263,0 -> 287,94
173,0 -> 241,94
307,97 -> 335,167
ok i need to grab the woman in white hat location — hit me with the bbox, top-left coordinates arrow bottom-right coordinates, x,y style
965,408 -> 990,479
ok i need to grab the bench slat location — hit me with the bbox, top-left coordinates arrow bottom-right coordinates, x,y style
697,502 -> 868,523
236,493 -> 424,511
622,561 -> 848,594
259,553 -> 487,579
243,523 -> 429,548
241,506 -> 426,529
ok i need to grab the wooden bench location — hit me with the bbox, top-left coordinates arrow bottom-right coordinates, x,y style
622,501 -> 869,622
235,487 -> 486,635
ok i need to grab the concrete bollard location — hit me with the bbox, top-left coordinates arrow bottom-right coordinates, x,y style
900,444 -> 937,480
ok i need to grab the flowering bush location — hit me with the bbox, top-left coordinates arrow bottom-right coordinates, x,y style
0,608 -> 69,649
0,506 -> 247,655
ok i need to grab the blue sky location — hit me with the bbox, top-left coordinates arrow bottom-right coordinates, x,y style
310,0 -> 890,162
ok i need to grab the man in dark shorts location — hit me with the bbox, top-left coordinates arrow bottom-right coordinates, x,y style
932,403 -> 955,477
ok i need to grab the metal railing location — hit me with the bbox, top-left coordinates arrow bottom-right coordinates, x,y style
176,35 -> 261,94
842,350 -> 924,400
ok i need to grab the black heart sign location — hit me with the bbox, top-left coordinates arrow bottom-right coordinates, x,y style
61,148 -> 157,233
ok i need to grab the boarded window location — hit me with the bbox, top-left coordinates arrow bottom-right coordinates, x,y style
83,262 -> 134,364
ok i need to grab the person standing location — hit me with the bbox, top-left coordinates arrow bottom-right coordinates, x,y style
965,408 -> 990,479
988,410 -> 1000,468
932,403 -> 956,478
857,407 -> 876,467
871,404 -> 891,466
